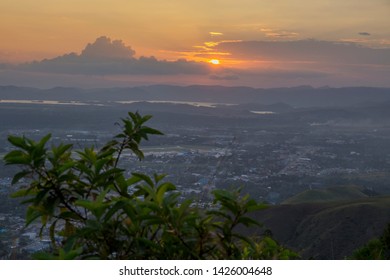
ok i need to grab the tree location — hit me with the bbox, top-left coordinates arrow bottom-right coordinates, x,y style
350,223 -> 390,260
4,112 -> 298,260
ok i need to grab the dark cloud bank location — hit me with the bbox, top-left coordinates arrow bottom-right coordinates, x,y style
19,36 -> 210,75
216,39 -> 390,65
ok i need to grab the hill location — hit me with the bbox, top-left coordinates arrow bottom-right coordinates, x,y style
249,195 -> 390,259
281,185 -> 369,204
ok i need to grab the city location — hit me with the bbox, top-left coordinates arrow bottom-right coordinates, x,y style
1,90 -> 390,258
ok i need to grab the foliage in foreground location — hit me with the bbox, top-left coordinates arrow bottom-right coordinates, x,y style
350,223 -> 390,260
4,112 -> 298,259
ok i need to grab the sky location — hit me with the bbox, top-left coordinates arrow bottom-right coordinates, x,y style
0,0 -> 389,88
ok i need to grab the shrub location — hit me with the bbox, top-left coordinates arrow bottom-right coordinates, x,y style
350,223 -> 390,260
4,112 -> 298,260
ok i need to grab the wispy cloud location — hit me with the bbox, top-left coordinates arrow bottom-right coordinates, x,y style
204,41 -> 220,48
209,32 -> 224,36
260,27 -> 299,39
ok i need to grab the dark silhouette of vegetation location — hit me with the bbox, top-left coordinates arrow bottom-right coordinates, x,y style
350,223 -> 390,260
4,112 -> 298,260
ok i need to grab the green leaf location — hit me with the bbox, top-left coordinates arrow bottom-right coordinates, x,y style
237,216 -> 262,227
37,134 -> 51,149
96,188 -> 109,204
32,251 -> 57,260
58,247 -> 83,260
132,173 -> 154,187
128,111 -> 139,123
7,135 -> 27,149
25,206 -> 42,226
58,211 -> 83,221
76,161 -> 93,176
247,201 -> 268,212
141,126 -> 163,136
4,150 -> 30,165
154,173 -> 167,183
139,201 -> 160,212
232,233 -> 256,248
95,158 -> 109,174
113,174 -> 130,195
11,170 -> 31,184
126,175 -> 142,186
140,114 -> 153,123
142,214 -> 165,225
10,187 -> 34,198
133,184 -> 155,200
101,140 -> 119,151
75,199 -> 100,211
207,210 -> 232,221
57,161 -> 75,175
103,200 -> 127,222
52,143 -> 73,157
156,182 -> 176,204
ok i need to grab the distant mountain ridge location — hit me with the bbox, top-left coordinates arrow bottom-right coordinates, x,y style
1,85 -> 390,108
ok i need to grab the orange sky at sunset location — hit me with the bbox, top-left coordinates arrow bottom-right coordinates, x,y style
0,0 -> 389,88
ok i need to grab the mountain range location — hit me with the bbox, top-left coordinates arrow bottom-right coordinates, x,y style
1,85 -> 390,108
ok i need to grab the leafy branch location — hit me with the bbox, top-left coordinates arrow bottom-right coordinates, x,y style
4,112 -> 298,260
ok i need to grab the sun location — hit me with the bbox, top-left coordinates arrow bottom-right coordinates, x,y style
209,59 -> 220,65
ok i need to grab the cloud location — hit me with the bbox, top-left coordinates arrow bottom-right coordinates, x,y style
2,37 -> 389,88
232,67 -> 329,79
358,32 -> 371,36
203,39 -> 390,87
260,28 -> 299,39
81,36 -> 136,59
215,39 -> 390,65
0,63 -> 10,69
18,36 -> 210,75
209,74 -> 239,81
207,66 -> 330,85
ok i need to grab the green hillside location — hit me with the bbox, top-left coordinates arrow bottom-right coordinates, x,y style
248,195 -> 390,259
281,186 -> 368,204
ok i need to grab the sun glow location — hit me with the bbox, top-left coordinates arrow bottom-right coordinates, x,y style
209,59 -> 220,65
